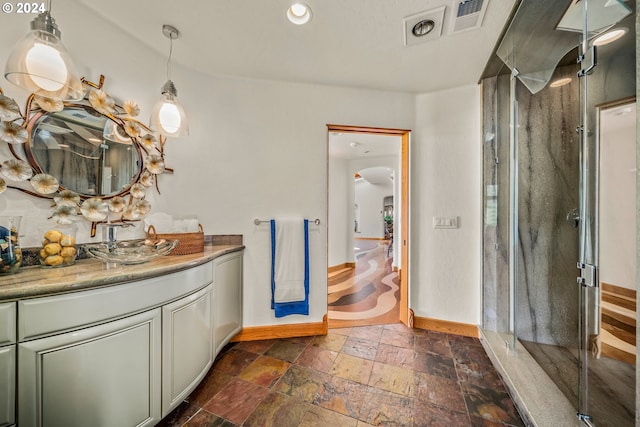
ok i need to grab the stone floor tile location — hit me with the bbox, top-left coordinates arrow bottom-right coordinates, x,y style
232,340 -> 274,355
239,356 -> 291,387
368,361 -> 414,397
212,349 -> 258,376
295,344 -> 338,373
264,339 -> 307,363
455,360 -> 507,391
359,387 -> 414,426
273,364 -> 329,403
413,401 -> 472,427
183,409 -> 238,426
415,371 -> 467,414
202,379 -> 268,425
413,351 -> 458,380
342,336 -> 379,360
347,325 -> 385,342
310,333 -> 347,352
329,353 -> 374,384
462,383 -> 524,426
414,332 -> 453,358
314,375 -> 369,418
380,328 -> 415,349
155,400 -> 199,427
242,391 -> 308,427
298,404 -> 359,427
188,369 -> 235,408
376,342 -> 414,369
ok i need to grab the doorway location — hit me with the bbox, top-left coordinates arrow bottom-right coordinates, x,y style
326,125 -> 409,329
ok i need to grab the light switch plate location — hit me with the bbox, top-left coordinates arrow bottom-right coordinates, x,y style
433,216 -> 458,229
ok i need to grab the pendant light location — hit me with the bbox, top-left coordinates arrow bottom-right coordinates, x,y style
149,25 -> 189,137
4,0 -> 82,101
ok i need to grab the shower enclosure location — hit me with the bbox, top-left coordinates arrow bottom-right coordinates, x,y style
481,0 -> 636,425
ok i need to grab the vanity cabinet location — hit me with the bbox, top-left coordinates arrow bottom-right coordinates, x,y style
3,248 -> 244,427
18,309 -> 161,427
213,251 -> 243,353
161,284 -> 213,416
0,302 -> 16,427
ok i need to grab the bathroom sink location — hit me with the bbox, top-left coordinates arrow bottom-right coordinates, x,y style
84,239 -> 178,265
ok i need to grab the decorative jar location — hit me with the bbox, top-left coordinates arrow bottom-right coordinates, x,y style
0,216 -> 22,275
39,224 -> 77,267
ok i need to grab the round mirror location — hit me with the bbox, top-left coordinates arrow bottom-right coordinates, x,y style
26,105 -> 142,197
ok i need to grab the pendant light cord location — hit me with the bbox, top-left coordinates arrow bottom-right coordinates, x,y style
166,36 -> 173,81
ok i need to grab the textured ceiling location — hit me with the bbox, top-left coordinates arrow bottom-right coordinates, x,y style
75,0 -> 517,94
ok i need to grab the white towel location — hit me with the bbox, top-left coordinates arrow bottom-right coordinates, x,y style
273,219 -> 306,303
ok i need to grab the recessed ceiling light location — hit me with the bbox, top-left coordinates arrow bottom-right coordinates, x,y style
593,28 -> 628,46
412,19 -> 435,37
287,3 -> 312,25
549,77 -> 572,88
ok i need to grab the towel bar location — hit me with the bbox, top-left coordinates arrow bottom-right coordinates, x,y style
254,218 -> 320,226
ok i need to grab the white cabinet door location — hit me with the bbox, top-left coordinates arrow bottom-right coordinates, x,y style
18,309 -> 161,427
214,252 -> 243,353
0,345 -> 15,427
161,284 -> 213,416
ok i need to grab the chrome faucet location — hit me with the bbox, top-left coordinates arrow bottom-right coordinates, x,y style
99,222 -> 134,250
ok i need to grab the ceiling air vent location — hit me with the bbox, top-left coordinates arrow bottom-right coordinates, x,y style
450,0 -> 488,33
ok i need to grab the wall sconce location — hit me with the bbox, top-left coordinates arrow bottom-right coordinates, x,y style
4,1 -> 82,100
149,25 -> 189,137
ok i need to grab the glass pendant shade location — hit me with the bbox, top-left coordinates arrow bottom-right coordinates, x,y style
149,80 -> 189,137
4,12 -> 83,101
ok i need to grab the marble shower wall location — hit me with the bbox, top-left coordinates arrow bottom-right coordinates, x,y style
482,35 -> 635,346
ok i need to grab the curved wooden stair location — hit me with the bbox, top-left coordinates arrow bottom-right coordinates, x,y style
600,282 -> 636,365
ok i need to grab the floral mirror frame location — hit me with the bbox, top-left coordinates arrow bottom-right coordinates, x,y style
0,75 -> 171,236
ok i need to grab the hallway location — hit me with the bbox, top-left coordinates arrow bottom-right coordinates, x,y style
158,323 -> 524,426
328,239 -> 400,328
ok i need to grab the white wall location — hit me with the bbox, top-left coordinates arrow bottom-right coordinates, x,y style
0,4 -> 415,327
599,102 -> 636,290
412,85 -> 482,325
327,157 -> 350,268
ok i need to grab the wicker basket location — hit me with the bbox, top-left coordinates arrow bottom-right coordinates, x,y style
147,224 -> 204,255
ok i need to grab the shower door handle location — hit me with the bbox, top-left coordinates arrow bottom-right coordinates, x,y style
566,208 -> 579,228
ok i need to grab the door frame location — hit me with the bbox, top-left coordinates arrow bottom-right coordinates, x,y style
326,124 -> 410,326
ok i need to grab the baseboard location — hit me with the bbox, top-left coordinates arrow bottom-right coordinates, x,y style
354,237 -> 387,241
413,316 -> 479,338
328,262 -> 355,273
231,314 -> 328,341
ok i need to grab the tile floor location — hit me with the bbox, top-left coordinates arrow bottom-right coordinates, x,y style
158,323 -> 524,427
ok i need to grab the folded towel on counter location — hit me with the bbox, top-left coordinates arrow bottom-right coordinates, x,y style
270,219 -> 309,318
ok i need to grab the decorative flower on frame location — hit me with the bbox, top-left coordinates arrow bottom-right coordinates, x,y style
134,199 -> 151,216
145,155 -> 165,174
80,197 -> 109,222
54,190 -> 81,207
51,205 -> 77,225
0,177 -> 5,194
140,134 -> 157,149
34,95 -> 64,113
30,173 -> 59,194
122,204 -> 140,221
0,94 -> 21,121
130,183 -> 145,199
89,90 -> 116,115
108,196 -> 127,213
0,121 -> 28,144
123,100 -> 140,117
0,159 -> 33,181
139,170 -> 154,188
124,120 -> 141,138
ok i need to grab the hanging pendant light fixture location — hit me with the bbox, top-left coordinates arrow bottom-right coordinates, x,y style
4,0 -> 83,100
149,25 -> 189,137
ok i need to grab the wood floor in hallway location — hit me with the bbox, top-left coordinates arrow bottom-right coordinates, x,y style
328,239 -> 400,329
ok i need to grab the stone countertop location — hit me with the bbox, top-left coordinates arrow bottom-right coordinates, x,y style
0,245 -> 244,302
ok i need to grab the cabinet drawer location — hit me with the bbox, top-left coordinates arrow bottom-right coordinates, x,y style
19,262 -> 213,341
0,302 -> 16,345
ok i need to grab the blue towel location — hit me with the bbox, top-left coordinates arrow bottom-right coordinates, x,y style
271,219 -> 309,318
